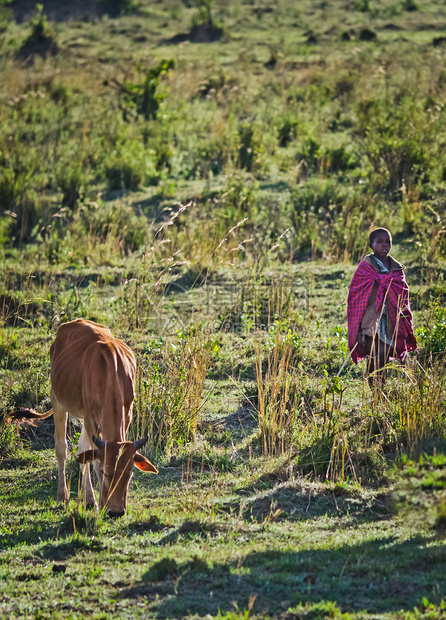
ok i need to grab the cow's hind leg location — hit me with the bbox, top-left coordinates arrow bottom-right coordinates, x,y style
52,397 -> 69,503
78,425 -> 97,509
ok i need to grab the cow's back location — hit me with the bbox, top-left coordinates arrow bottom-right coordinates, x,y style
50,319 -> 136,436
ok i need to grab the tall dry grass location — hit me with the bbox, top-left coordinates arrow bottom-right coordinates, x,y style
255,334 -> 446,482
255,336 -> 299,457
133,330 -> 215,458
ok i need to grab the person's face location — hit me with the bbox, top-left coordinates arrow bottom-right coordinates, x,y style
370,231 -> 392,259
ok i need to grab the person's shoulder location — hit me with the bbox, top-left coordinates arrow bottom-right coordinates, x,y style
361,254 -> 377,269
389,255 -> 404,270
351,255 -> 374,277
363,253 -> 404,271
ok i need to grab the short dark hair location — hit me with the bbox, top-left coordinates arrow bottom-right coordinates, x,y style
369,227 -> 391,245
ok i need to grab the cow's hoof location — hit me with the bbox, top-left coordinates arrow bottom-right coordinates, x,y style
107,510 -> 125,518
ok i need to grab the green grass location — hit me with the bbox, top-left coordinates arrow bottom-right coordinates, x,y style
1,260 -> 446,618
1,447 -> 446,619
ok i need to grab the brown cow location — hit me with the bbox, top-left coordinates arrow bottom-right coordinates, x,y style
10,319 -> 157,517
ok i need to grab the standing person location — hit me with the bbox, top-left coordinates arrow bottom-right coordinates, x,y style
347,228 -> 417,387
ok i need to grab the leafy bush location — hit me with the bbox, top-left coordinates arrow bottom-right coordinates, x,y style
29,5 -> 47,37
0,215 -> 14,253
289,176 -> 372,258
119,59 -> 175,121
54,146 -> 93,208
192,0 -> 215,26
104,144 -> 151,191
358,95 -> 441,194
417,305 -> 446,355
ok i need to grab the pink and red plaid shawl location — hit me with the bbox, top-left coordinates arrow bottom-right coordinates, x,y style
347,261 -> 417,363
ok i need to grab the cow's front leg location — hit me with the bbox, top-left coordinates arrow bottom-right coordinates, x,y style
78,425 -> 97,508
52,399 -> 69,503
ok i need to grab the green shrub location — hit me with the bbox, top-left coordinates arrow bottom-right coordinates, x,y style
0,214 -> 14,253
417,305 -> 446,355
117,0 -> 141,15
296,136 -> 321,175
119,59 -> 175,121
358,95 -> 441,195
277,115 -> 299,147
54,146 -> 92,208
354,0 -> 371,11
191,0 -> 215,27
402,0 -> 418,11
0,138 -> 42,243
238,123 -> 256,171
289,176 -> 373,258
104,127 -> 159,191
29,4 -> 48,41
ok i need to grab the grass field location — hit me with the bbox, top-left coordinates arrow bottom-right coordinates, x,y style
1,0 -> 446,618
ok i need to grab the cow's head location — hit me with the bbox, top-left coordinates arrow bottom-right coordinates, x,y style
76,435 -> 158,517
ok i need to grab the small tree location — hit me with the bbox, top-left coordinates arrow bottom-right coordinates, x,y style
119,59 -> 175,121
28,3 -> 50,43
193,0 -> 214,26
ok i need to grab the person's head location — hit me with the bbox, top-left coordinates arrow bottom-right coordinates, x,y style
369,228 -> 392,260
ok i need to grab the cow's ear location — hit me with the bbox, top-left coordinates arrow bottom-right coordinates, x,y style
76,449 -> 99,464
134,453 -> 158,473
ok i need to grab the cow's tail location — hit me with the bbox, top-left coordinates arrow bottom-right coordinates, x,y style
8,408 -> 54,421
